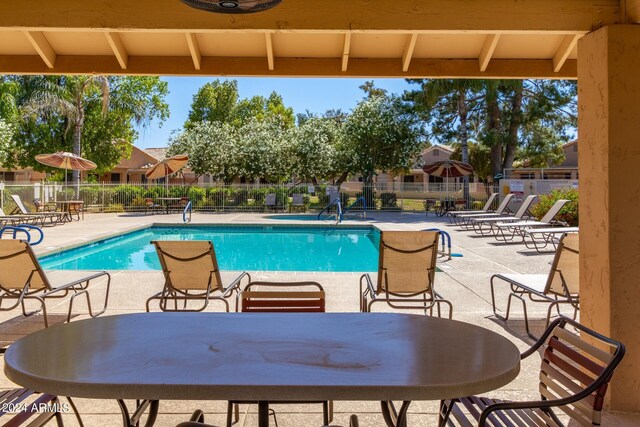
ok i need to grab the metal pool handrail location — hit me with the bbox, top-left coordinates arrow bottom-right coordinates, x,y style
0,224 -> 44,246
317,199 -> 342,223
183,201 -> 192,223
341,197 -> 367,221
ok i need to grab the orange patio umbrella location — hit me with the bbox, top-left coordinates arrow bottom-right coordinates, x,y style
35,151 -> 97,200
145,154 -> 189,196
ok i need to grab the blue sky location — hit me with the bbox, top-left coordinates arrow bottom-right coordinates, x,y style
134,77 -> 414,149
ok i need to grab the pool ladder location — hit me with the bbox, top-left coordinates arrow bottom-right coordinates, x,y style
317,199 -> 342,224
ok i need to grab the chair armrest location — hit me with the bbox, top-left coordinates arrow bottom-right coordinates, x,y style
42,271 -> 111,296
221,271 -> 250,297
360,273 -> 376,297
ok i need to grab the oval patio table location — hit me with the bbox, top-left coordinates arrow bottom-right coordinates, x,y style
4,313 -> 520,427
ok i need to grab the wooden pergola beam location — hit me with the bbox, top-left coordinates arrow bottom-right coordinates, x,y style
0,55 -> 578,79
265,32 -> 274,71
185,32 -> 201,70
341,32 -> 351,72
479,34 -> 501,72
552,34 -> 580,72
401,33 -> 418,72
23,31 -> 56,69
0,0 -> 619,33
105,32 -> 128,69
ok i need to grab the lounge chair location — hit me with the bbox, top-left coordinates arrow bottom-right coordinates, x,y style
522,226 -> 579,252
447,192 -> 498,220
467,194 -> 538,234
0,239 -> 111,330
146,240 -> 250,312
440,316 -> 625,427
289,193 -> 306,212
491,198 -> 570,242
232,281 -> 331,426
0,207 -> 45,227
10,195 -> 63,225
360,231 -> 452,318
452,193 -> 515,227
490,232 -> 579,338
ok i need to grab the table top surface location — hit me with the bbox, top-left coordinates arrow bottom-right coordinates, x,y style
4,313 -> 520,402
54,200 -> 84,204
155,197 -> 181,201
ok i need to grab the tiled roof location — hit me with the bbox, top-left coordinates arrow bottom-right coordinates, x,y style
144,148 -> 168,161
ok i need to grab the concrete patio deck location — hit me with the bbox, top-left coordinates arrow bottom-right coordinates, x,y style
0,211 -> 637,426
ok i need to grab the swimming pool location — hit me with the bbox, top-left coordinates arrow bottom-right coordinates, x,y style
40,225 -> 380,272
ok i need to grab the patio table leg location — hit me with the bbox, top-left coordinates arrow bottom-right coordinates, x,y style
380,401 -> 411,427
117,399 -> 159,427
258,401 -> 269,427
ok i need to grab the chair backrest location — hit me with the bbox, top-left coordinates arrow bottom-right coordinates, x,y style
545,232 -> 579,296
152,240 -> 223,292
539,199 -> 570,224
292,194 -> 304,206
480,193 -> 498,211
265,194 -> 276,206
534,317 -> 625,425
145,198 -> 154,206
513,194 -> 538,218
0,239 -> 50,292
494,193 -> 515,214
33,199 -> 44,212
10,195 -> 30,214
240,281 -> 325,312
377,231 -> 439,296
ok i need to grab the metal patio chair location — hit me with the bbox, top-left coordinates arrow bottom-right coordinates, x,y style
490,232 -> 579,339
447,192 -> 499,222
439,316 -> 626,427
10,195 -> 63,225
146,240 -> 250,312
230,281 -> 332,427
0,388 -> 84,426
0,239 -> 111,335
452,193 -> 516,228
490,199 -> 571,243
466,194 -> 538,234
360,230 -> 452,318
177,410 -> 359,427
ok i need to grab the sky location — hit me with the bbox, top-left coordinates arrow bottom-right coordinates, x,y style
134,77 -> 414,149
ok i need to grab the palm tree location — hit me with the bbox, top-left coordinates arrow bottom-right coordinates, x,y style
23,76 -> 109,193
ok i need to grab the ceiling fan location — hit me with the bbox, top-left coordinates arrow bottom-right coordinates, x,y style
181,0 -> 282,13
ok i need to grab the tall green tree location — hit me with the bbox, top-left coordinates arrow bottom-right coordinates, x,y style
338,91 -> 424,187
184,80 -> 239,129
5,76 -> 168,180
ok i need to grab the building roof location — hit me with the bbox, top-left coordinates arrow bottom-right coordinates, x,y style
143,148 -> 168,161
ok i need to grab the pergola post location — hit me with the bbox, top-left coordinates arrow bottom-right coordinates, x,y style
578,24 -> 640,412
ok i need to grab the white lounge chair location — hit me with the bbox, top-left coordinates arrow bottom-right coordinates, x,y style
468,194 -> 538,235
491,199 -> 570,242
452,194 -> 514,227
447,192 -> 498,220
522,226 -> 579,252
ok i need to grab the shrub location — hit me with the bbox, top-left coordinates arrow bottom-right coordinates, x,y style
187,187 -> 207,203
380,192 -> 398,209
530,188 -> 578,226
233,189 -> 250,206
207,188 -> 227,209
471,200 -> 484,210
104,203 -> 125,213
113,185 -> 143,206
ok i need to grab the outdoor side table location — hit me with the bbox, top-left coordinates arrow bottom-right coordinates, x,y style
4,313 -> 520,427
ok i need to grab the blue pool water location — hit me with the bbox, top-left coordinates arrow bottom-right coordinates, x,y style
40,225 -> 380,272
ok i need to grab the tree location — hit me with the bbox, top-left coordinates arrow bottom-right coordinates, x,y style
184,80 -> 239,129
290,117 -> 342,184
0,118 -> 13,167
234,117 -> 292,182
233,92 -> 294,128
168,121 -> 238,183
5,76 -> 168,179
405,79 -> 484,201
22,75 -> 110,188
338,92 -> 424,190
